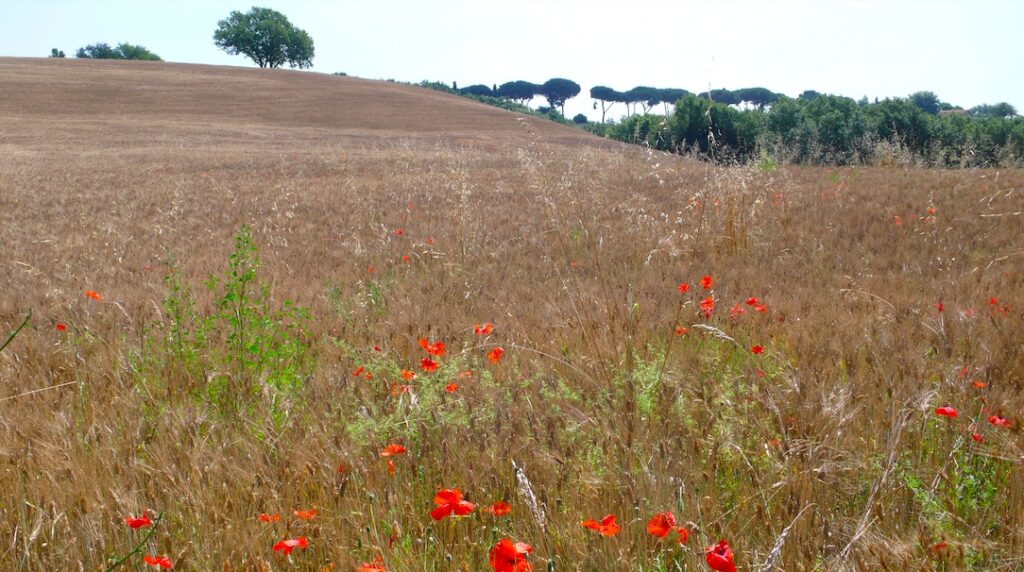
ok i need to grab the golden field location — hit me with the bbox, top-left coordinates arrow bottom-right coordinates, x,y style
0,58 -> 1022,571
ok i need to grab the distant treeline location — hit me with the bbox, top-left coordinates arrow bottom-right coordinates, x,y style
424,79 -> 1023,167
607,91 -> 1023,168
50,42 -> 163,61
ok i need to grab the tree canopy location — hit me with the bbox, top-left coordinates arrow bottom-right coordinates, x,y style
909,91 -> 941,115
971,102 -> 1017,119
213,7 -> 314,69
459,84 -> 493,97
75,42 -> 162,61
539,78 -> 581,116
497,81 -> 539,104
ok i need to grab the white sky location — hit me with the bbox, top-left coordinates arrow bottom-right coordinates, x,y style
2,0 -> 1022,122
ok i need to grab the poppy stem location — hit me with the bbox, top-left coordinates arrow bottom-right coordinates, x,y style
103,512 -> 164,572
0,307 -> 32,354
654,298 -> 686,406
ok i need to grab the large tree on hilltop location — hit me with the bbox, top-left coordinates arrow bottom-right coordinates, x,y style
539,78 -> 581,116
909,91 -> 941,115
497,81 -> 539,104
590,85 -> 621,124
213,7 -> 314,69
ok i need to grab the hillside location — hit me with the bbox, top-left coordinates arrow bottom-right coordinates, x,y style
1,57 -> 1022,571
0,57 -> 607,152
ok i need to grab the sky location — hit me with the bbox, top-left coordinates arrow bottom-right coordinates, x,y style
2,0 -> 1022,122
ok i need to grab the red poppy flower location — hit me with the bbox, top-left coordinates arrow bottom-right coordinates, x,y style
700,275 -> 713,290
401,255 -> 411,263
935,406 -> 958,418
430,488 -> 476,520
934,302 -> 944,313
700,297 -> 715,319
259,513 -> 281,523
400,369 -> 416,381
380,444 -> 407,457
364,371 -> 373,380
705,540 -> 736,572
420,357 -> 439,372
358,555 -> 387,572
374,344 -> 382,352
487,501 -> 511,516
143,555 -> 173,568
933,540 -> 947,552
368,265 -> 375,273
677,282 -> 690,293
353,366 -> 365,377
729,304 -> 746,319
581,514 -> 620,537
973,380 -> 987,389
488,347 -> 504,364
927,206 -> 936,215
674,325 -> 688,336
488,538 -> 532,572
445,383 -> 459,393
395,229 -> 403,236
894,215 -> 903,225
475,323 -> 494,335
418,338 -> 446,357
988,415 -> 1011,428
745,297 -> 759,306
754,303 -> 767,314
426,236 -> 434,245
972,432 -> 983,443
751,345 -> 764,355
646,512 -> 677,538
123,514 -> 152,529
676,526 -> 689,544
56,323 -> 67,332
387,459 -> 396,475
293,508 -> 317,520
390,383 -> 411,396
85,290 -> 102,301
273,537 -> 309,555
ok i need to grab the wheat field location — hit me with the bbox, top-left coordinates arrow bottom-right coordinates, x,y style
1,58 -> 1023,571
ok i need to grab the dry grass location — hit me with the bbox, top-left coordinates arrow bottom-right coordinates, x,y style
0,58 -> 1023,571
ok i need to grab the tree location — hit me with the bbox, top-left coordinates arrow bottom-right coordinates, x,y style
732,87 -> 779,109
572,113 -> 589,124
539,78 -> 581,116
75,42 -> 161,61
798,90 -> 821,101
497,81 -> 539,104
657,88 -> 689,115
698,89 -> 738,105
116,43 -> 162,61
213,7 -> 314,69
625,86 -> 660,114
590,85 -> 620,124
970,102 -> 1017,119
460,84 -> 493,97
49,48 -> 65,58
909,91 -> 940,115
75,43 -> 117,59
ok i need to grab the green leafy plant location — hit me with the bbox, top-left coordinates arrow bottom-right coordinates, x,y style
138,227 -> 312,424
203,225 -> 312,408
